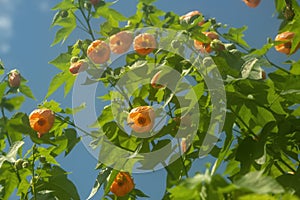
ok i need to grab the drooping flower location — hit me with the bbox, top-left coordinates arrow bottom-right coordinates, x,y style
109,31 -> 133,54
133,33 -> 157,56
87,40 -> 111,64
127,106 -> 155,133
110,172 -> 135,197
29,108 -> 55,138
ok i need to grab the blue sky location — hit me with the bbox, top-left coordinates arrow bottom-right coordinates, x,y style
0,0 -> 298,199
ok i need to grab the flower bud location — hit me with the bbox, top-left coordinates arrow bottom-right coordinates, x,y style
8,69 -> 21,88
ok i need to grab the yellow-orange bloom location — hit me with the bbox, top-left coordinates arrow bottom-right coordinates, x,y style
243,0 -> 261,8
194,32 -> 219,53
133,33 -> 157,56
87,40 -> 110,64
275,31 -> 300,55
127,106 -> 155,133
109,31 -> 133,54
29,108 -> 55,138
110,172 -> 135,197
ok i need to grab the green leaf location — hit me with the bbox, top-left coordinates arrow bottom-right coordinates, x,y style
35,166 -> 80,200
40,100 -> 63,113
166,153 -> 186,188
94,2 -> 127,23
168,173 -> 209,200
64,102 -> 86,114
223,26 -> 250,49
289,60 -> 300,75
49,52 -> 72,71
238,194 -> 277,200
234,171 -> 285,194
51,9 -> 76,46
45,71 -> 69,98
37,147 -> 60,165
0,163 -> 19,200
17,172 -> 31,197
0,82 -> 7,104
87,168 -> 112,200
213,49 -> 244,78
103,169 -> 119,196
50,127 -> 80,156
64,74 -> 76,97
51,25 -> 76,46
249,42 -> 274,56
1,96 -> 25,111
275,0 -> 286,13
90,105 -> 113,128
19,84 -> 36,99
63,128 -> 80,156
131,188 -> 150,198
52,0 -> 76,10
277,173 -> 300,197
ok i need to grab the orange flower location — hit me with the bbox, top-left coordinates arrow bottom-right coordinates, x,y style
69,59 -> 88,75
127,106 -> 155,133
110,172 -> 135,197
180,10 -> 205,26
133,33 -> 157,56
243,0 -> 261,8
275,31 -> 300,55
87,40 -> 110,64
29,108 -> 55,138
8,69 -> 21,88
194,31 -> 219,53
109,31 -> 133,54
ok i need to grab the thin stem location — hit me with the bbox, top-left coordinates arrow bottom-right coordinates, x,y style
167,101 -> 174,118
55,113 -> 93,137
77,24 -> 91,33
31,144 -> 37,200
78,6 -> 95,40
264,55 -> 291,74
1,106 -> 11,146
72,12 -> 89,33
108,79 -> 133,110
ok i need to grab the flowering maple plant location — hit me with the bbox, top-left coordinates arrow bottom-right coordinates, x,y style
0,0 -> 300,200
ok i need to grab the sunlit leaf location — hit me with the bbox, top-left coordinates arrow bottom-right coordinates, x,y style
35,166 -> 80,200
234,171 -> 285,194
19,84 -> 36,99
45,71 -> 69,98
52,0 -> 76,11
223,26 -> 250,49
87,168 -> 112,200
